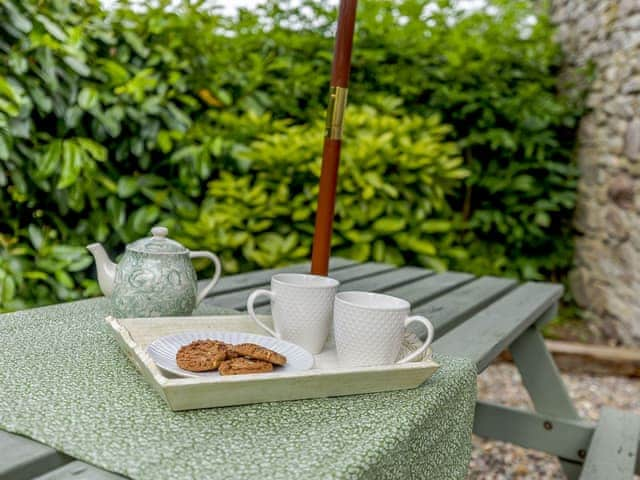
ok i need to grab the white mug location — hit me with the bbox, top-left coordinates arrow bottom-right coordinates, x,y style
333,291 -> 435,367
246,273 -> 340,354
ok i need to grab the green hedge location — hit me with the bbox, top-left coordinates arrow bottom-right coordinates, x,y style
0,0 -> 586,311
181,105 -> 466,271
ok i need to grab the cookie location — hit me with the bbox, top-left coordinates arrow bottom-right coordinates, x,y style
176,339 -> 227,372
232,343 -> 287,366
219,357 -> 274,376
224,347 -> 240,360
213,340 -> 239,360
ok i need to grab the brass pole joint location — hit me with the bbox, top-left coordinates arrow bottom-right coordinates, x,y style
325,86 -> 349,140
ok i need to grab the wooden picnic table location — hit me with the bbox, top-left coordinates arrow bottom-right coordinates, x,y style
2,258 -> 639,480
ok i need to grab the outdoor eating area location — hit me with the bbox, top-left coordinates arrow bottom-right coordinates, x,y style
2,0 -> 640,479
2,256 -> 639,479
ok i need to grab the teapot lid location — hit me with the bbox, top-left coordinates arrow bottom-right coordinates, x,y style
127,226 -> 188,254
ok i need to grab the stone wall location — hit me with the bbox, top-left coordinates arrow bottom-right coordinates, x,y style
551,0 -> 640,345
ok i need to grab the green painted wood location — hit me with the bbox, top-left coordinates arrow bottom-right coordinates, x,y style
384,271 -> 475,307
509,319 -> 584,479
199,257 -> 355,295
474,401 -> 594,463
34,461 -> 125,480
412,276 -> 516,339
324,262 -> 395,283
580,407 -> 640,479
0,431 -> 70,480
252,266 -> 433,314
333,265 -> 432,294
432,282 -> 564,371
510,322 -> 580,421
210,262 -> 393,311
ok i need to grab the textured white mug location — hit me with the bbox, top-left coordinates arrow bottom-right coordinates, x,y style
246,273 -> 340,354
334,291 -> 435,367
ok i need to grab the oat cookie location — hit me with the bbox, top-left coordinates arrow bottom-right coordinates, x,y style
176,339 -> 227,372
212,340 -> 239,360
218,357 -> 274,375
232,343 -> 287,366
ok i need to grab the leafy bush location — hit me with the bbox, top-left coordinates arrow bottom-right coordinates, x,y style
0,0 -> 585,311
236,0 -> 586,278
179,103 -> 466,272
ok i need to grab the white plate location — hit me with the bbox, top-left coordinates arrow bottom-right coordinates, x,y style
147,331 -> 314,378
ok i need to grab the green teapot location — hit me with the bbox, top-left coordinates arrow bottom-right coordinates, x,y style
87,226 -> 221,317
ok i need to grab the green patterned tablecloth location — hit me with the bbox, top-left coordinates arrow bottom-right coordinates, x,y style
0,298 -> 476,479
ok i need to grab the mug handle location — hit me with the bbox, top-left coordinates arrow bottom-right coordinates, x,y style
396,315 -> 435,364
246,289 -> 279,338
190,251 -> 222,305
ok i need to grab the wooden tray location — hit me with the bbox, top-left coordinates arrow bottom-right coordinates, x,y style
105,314 -> 440,411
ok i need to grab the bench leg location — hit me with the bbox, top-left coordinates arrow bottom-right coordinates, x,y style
509,308 -> 584,480
474,402 -> 594,462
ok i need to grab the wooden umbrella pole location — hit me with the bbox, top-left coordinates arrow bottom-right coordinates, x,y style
311,0 -> 358,276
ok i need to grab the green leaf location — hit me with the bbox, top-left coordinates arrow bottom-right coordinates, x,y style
373,240 -> 386,262
0,76 -> 20,104
67,256 -> 94,272
421,220 -> 452,233
215,89 -> 232,106
372,217 -> 406,233
54,270 -> 74,289
57,141 -> 83,189
407,237 -> 437,256
343,230 -> 376,243
76,138 -> 106,161
338,242 -> 371,262
172,192 -> 198,219
8,52 -> 28,74
99,60 -> 130,84
37,140 -> 62,178
64,106 -> 82,128
1,275 -> 16,305
30,87 -> 52,113
107,196 -> 126,227
156,131 -> 172,153
78,87 -> 98,109
23,271 -> 49,281
63,56 -> 90,77
4,2 -> 32,33
131,205 -> 160,233
535,211 -> 551,227
117,177 -> 139,198
512,175 -> 535,192
28,225 -> 44,250
35,14 -> 67,41
122,31 -> 149,57
0,134 -> 9,161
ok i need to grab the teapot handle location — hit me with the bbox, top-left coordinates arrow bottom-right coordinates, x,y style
189,251 -> 222,305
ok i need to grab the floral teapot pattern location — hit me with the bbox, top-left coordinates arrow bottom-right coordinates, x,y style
87,226 -> 221,317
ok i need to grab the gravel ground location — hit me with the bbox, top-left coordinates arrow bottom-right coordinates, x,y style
467,362 -> 640,479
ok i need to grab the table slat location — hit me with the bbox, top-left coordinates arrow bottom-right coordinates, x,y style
200,257 -> 355,295
0,431 -> 70,480
34,461 -> 125,480
384,271 -> 474,307
579,407 -> 640,479
332,265 -> 432,294
252,265 -> 433,314
209,262 -> 393,311
326,262 -> 395,283
432,282 -> 563,371
415,276 -> 517,338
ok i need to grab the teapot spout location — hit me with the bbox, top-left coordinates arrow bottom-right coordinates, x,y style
87,243 -> 117,297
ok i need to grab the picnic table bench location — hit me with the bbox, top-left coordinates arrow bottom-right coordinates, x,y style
2,258 -> 639,479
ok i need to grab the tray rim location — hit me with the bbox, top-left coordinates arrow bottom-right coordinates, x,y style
106,314 -> 440,387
